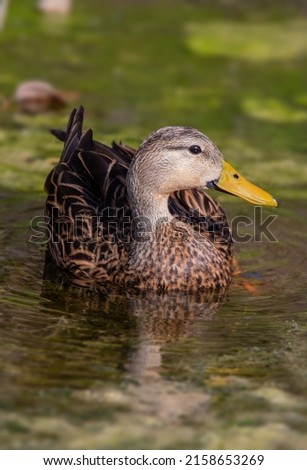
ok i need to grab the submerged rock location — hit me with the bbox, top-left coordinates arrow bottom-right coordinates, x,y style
13,80 -> 77,114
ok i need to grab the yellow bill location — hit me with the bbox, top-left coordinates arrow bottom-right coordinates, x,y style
216,161 -> 278,207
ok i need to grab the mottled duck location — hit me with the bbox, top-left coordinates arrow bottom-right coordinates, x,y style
44,106 -> 277,292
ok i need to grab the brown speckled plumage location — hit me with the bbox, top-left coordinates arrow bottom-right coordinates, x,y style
45,106 -> 233,292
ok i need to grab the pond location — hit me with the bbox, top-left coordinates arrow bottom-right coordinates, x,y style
1,0 -> 307,450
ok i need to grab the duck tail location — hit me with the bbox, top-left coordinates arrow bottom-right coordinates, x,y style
58,106 -> 84,164
45,106 -> 95,193
50,106 -> 94,165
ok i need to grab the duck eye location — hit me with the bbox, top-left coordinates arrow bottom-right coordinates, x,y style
189,145 -> 202,155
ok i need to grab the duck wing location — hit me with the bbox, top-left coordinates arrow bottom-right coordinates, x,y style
46,107 -> 133,213
169,189 -> 232,258
45,107 -> 132,284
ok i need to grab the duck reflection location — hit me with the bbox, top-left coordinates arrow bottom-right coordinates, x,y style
41,265 -> 227,379
40,272 -> 227,422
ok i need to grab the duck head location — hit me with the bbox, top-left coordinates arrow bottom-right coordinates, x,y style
127,126 -> 277,222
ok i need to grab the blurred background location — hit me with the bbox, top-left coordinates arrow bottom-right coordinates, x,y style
0,0 -> 307,450
1,0 -> 307,193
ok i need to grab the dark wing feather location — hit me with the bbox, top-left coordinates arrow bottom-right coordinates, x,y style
169,189 -> 232,258
45,107 -> 131,283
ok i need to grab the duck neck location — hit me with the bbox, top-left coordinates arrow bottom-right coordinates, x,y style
127,173 -> 173,235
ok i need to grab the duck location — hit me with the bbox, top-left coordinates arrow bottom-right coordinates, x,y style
44,106 -> 277,293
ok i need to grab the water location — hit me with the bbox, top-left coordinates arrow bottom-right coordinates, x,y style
1,193 -> 307,449
1,0 -> 307,451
